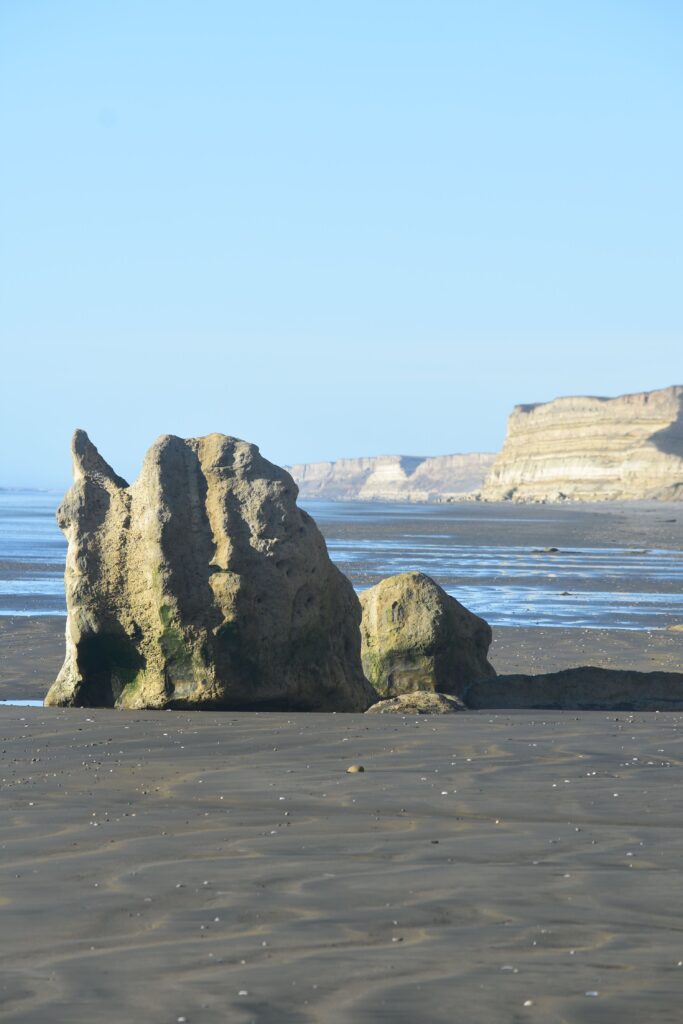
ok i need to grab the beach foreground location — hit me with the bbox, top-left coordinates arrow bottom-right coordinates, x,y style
2,618 -> 682,703
2,707 -> 683,1023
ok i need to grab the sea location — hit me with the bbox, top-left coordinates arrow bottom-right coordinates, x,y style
1,490 -> 683,631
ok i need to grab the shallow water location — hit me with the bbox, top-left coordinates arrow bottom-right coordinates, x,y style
1,491 -> 682,630
0,491 -> 67,615
324,537 -> 683,628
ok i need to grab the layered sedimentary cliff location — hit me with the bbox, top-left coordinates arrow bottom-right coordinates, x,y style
288,453 -> 495,501
483,386 -> 683,502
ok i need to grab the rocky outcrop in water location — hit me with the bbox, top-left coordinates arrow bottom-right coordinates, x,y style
288,453 -> 495,501
359,572 -> 495,698
463,667 -> 683,710
483,385 -> 683,502
45,431 -> 374,711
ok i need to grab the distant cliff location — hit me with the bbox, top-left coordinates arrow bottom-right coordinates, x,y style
482,385 -> 683,502
288,453 -> 496,501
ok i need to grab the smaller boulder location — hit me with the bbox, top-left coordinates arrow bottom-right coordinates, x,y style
366,692 -> 466,715
360,572 -> 495,699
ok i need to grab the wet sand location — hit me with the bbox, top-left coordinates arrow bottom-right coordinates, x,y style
0,616 -> 64,701
317,499 -> 683,549
489,626 -> 683,676
2,705 -> 683,1023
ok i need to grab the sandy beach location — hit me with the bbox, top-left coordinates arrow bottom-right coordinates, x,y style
2,498 -> 681,1020
2,705 -> 683,1023
0,617 -> 65,702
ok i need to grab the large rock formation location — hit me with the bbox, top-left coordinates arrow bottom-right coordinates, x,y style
288,453 -> 495,501
359,572 -> 495,698
463,667 -> 683,711
483,385 -> 683,502
45,431 -> 375,712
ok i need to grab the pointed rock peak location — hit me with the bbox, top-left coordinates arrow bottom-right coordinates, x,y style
71,429 -> 128,488
149,433 -> 183,450
140,433 -> 189,463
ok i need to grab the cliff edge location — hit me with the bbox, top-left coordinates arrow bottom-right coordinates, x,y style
482,385 -> 683,502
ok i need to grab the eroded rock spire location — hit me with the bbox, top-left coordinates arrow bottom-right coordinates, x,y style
46,431 -> 374,712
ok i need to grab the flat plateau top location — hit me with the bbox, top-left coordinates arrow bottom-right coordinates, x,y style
3,706 -> 683,1023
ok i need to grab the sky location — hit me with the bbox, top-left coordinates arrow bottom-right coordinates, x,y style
1,0 -> 682,489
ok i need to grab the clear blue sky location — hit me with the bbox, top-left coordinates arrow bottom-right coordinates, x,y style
1,1 -> 681,488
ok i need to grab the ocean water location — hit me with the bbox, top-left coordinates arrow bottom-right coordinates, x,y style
1,490 -> 683,630
0,491 -> 67,616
